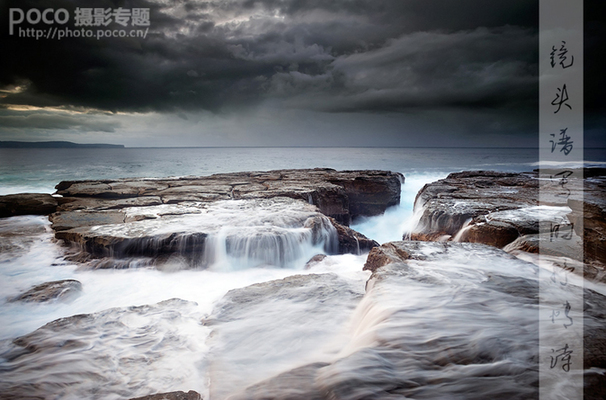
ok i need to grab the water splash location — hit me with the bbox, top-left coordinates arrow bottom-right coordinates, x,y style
353,173 -> 448,244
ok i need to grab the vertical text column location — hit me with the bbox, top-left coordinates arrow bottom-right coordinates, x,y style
539,0 -> 583,399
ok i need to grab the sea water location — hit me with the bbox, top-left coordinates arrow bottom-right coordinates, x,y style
0,147 -> 604,399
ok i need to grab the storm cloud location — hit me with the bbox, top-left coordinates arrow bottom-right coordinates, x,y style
1,0 -> 598,147
1,0 -> 537,110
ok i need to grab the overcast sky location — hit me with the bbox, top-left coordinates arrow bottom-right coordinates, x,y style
0,0 -> 602,147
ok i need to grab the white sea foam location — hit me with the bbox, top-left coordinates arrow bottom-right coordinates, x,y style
0,215 -> 366,399
1,147 -> 603,398
352,172 -> 449,244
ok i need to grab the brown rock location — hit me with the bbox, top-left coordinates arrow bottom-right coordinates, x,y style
9,280 -> 82,303
53,169 -> 403,226
359,241 -> 606,399
55,229 -> 207,262
48,170 -> 401,267
328,217 -> 379,254
408,232 -> 451,241
206,274 -> 364,399
56,196 -> 163,212
304,254 -> 327,269
457,220 -> 520,248
128,390 -> 202,400
328,172 -> 403,220
50,210 -> 126,231
228,362 -> 328,400
0,193 -> 58,218
406,170 -> 606,261
409,171 -> 538,240
567,175 -> 606,266
363,242 -> 412,272
1,299 -> 201,399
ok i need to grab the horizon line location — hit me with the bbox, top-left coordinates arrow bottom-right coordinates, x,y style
118,145 -> 543,149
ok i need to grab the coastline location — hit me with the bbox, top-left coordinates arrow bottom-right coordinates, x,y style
0,167 -> 604,399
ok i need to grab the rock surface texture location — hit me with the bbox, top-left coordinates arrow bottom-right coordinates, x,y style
0,193 -> 58,218
224,241 -> 605,400
48,169 -> 401,268
362,241 -> 606,400
128,391 -> 202,400
567,172 -> 606,266
53,169 -> 402,225
407,169 -> 606,279
206,273 -> 365,399
409,170 -> 539,242
0,299 -> 204,399
8,279 -> 82,303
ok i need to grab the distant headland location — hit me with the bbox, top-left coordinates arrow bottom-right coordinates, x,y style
0,141 -> 124,149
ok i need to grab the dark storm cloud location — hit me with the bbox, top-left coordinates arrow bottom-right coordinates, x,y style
264,27 -> 537,113
0,108 -> 120,132
1,0 -> 539,117
239,0 -> 537,33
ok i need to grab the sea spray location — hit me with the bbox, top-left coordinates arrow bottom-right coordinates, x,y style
452,217 -> 473,242
62,198 -> 340,271
312,242 -> 544,399
0,213 -> 361,399
353,173 -> 448,244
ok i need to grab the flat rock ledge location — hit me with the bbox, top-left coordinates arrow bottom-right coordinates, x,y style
0,193 -> 58,218
48,169 -> 398,267
407,169 -> 606,274
53,168 -> 403,225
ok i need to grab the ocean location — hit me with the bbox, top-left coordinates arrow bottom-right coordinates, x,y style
0,146 -> 604,399
0,146 -> 547,195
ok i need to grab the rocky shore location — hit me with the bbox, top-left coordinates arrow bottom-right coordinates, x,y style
2,169 -> 402,270
220,241 -> 605,399
1,168 -> 605,399
407,169 -> 606,281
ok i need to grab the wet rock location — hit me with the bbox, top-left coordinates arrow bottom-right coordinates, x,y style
0,299 -> 203,399
49,169 -> 401,267
223,241 -> 606,399
407,170 -> 606,269
54,197 -> 379,269
363,242 -> 414,273
54,169 -> 403,226
9,280 -> 82,303
502,235 -> 606,284
0,193 -> 58,218
359,241 -> 606,399
228,242 -> 545,399
0,216 -> 50,258
55,198 -> 342,269
408,171 -> 538,244
129,390 -> 202,400
50,210 -> 126,231
228,362 -> 328,400
328,217 -> 379,254
503,232 -> 583,259
304,254 -> 327,269
206,273 -> 364,399
330,172 -> 404,220
567,175 -> 606,266
55,229 -> 207,263
86,257 -> 156,270
456,220 -> 521,248
56,196 -> 163,212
